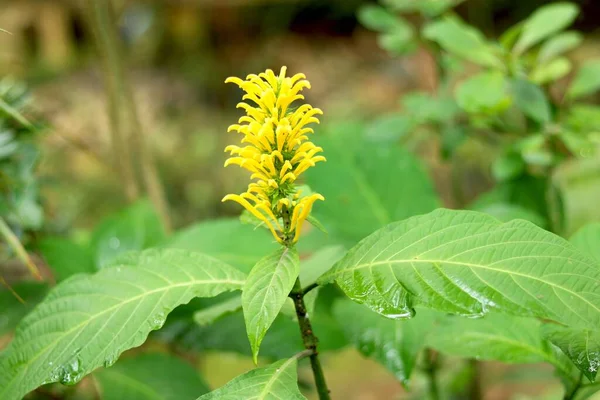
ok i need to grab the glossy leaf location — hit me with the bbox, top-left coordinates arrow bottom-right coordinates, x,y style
514,2 -> 579,54
426,314 -> 570,370
510,79 -> 551,124
334,300 -> 438,386
423,16 -> 501,68
306,125 -> 440,245
197,357 -> 306,400
320,209 -> 600,330
91,200 -> 166,269
242,248 -> 299,363
568,60 -> 600,100
164,218 -> 278,273
38,237 -> 95,282
0,249 -> 245,400
543,325 -> 600,382
571,223 -> 600,262
93,352 -> 210,399
538,31 -> 582,64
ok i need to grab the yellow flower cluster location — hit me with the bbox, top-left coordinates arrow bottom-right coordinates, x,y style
223,67 -> 325,244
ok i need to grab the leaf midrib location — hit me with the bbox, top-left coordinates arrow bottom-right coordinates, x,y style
259,358 -> 295,399
0,276 -> 243,396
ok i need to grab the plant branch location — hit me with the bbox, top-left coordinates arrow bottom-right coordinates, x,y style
290,277 -> 331,400
0,217 -> 41,280
564,371 -> 584,400
302,282 -> 319,295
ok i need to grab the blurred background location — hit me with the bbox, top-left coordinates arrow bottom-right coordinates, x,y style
2,0 -> 600,399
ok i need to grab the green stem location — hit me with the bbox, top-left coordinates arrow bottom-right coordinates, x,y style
564,372 -> 583,400
290,278 -> 331,400
424,348 -> 440,400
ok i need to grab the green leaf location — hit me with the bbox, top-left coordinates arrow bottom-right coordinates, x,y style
93,352 -> 210,399
422,16 -> 502,68
197,357 -> 306,400
492,152 -> 525,181
306,214 -> 328,235
510,79 -> 551,124
164,218 -> 278,274
242,248 -> 299,363
455,71 -> 510,114
0,282 -> 47,336
574,382 -> 600,400
320,209 -> 600,330
300,245 -> 345,287
365,114 -> 413,143
306,126 -> 440,245
426,314 -> 569,368
334,300 -> 438,386
542,324 -> 599,382
538,31 -> 583,64
0,249 -> 245,400
401,92 -> 460,124
377,24 -> 415,55
570,224 -> 600,263
384,0 -> 461,17
38,237 -> 95,282
357,5 -> 401,32
568,59 -> 600,100
194,296 -> 242,327
514,2 -> 579,55
470,203 -> 546,228
531,57 -> 572,84
91,200 -> 166,269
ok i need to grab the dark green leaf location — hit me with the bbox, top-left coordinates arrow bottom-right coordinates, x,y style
196,357 -> 306,400
0,249 -> 245,400
0,282 -> 47,336
510,79 -> 551,124
514,2 -> 579,54
320,209 -> 600,330
242,248 -> 299,363
93,352 -> 210,400
542,324 -> 599,381
38,238 -> 95,281
194,296 -> 242,327
334,300 -> 439,386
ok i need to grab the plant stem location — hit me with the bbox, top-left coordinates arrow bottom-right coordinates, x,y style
424,348 -> 440,400
0,217 -> 41,280
290,277 -> 331,400
564,371 -> 583,400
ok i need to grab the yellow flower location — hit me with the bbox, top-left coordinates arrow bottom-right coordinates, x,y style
222,67 -> 325,244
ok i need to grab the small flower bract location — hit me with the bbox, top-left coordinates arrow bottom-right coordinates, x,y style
223,67 -> 325,244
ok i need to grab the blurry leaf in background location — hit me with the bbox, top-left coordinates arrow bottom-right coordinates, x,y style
492,151 -> 525,182
334,300 -> 439,387
567,59 -> 600,100
401,92 -> 460,125
470,203 -> 546,228
426,314 -> 575,376
93,352 -> 210,400
299,245 -> 345,287
513,2 -> 579,55
163,218 -> 277,274
0,282 -> 47,337
531,57 -> 572,84
197,357 -> 306,400
90,200 -> 166,269
37,238 -> 95,282
357,4 -> 401,32
510,79 -> 551,124
570,223 -> 600,262
365,114 -> 413,143
542,325 -> 599,382
455,71 -> 510,114
0,249 -> 244,399
306,123 -> 440,245
423,16 -> 502,68
242,248 -> 299,363
384,0 -> 463,18
194,296 -> 242,327
537,31 -> 583,64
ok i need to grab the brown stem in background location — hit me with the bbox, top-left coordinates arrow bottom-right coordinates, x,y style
87,0 -> 172,233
